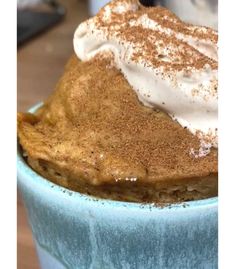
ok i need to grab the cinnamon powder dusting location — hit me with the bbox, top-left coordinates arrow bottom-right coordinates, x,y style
17,0 -> 218,203
92,0 -> 218,76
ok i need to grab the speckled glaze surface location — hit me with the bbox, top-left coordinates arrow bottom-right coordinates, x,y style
17,104 -> 218,269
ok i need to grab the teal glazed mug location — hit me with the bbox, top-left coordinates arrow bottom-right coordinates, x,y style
17,104 -> 218,269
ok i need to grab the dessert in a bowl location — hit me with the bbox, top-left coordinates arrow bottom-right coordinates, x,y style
18,0 -> 218,204
17,1 -> 218,268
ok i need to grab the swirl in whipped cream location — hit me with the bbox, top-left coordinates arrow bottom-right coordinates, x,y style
74,0 -> 218,147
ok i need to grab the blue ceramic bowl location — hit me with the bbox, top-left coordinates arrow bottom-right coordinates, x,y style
17,104 -> 218,269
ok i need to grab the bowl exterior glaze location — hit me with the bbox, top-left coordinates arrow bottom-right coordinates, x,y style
17,104 -> 218,269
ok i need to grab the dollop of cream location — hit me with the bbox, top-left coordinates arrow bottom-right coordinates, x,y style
74,0 -> 218,147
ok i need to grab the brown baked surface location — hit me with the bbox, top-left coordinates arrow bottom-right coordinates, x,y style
18,55 -> 218,203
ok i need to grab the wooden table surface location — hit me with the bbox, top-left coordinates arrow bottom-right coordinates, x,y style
17,1 -> 88,268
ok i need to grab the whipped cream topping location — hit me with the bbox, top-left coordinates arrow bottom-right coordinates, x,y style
74,0 -> 218,147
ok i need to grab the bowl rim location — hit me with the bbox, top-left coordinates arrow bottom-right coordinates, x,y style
17,102 -> 218,211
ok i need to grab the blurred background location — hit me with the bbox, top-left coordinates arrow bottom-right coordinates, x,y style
17,0 -> 218,268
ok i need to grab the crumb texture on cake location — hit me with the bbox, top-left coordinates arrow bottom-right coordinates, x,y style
18,55 -> 218,203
